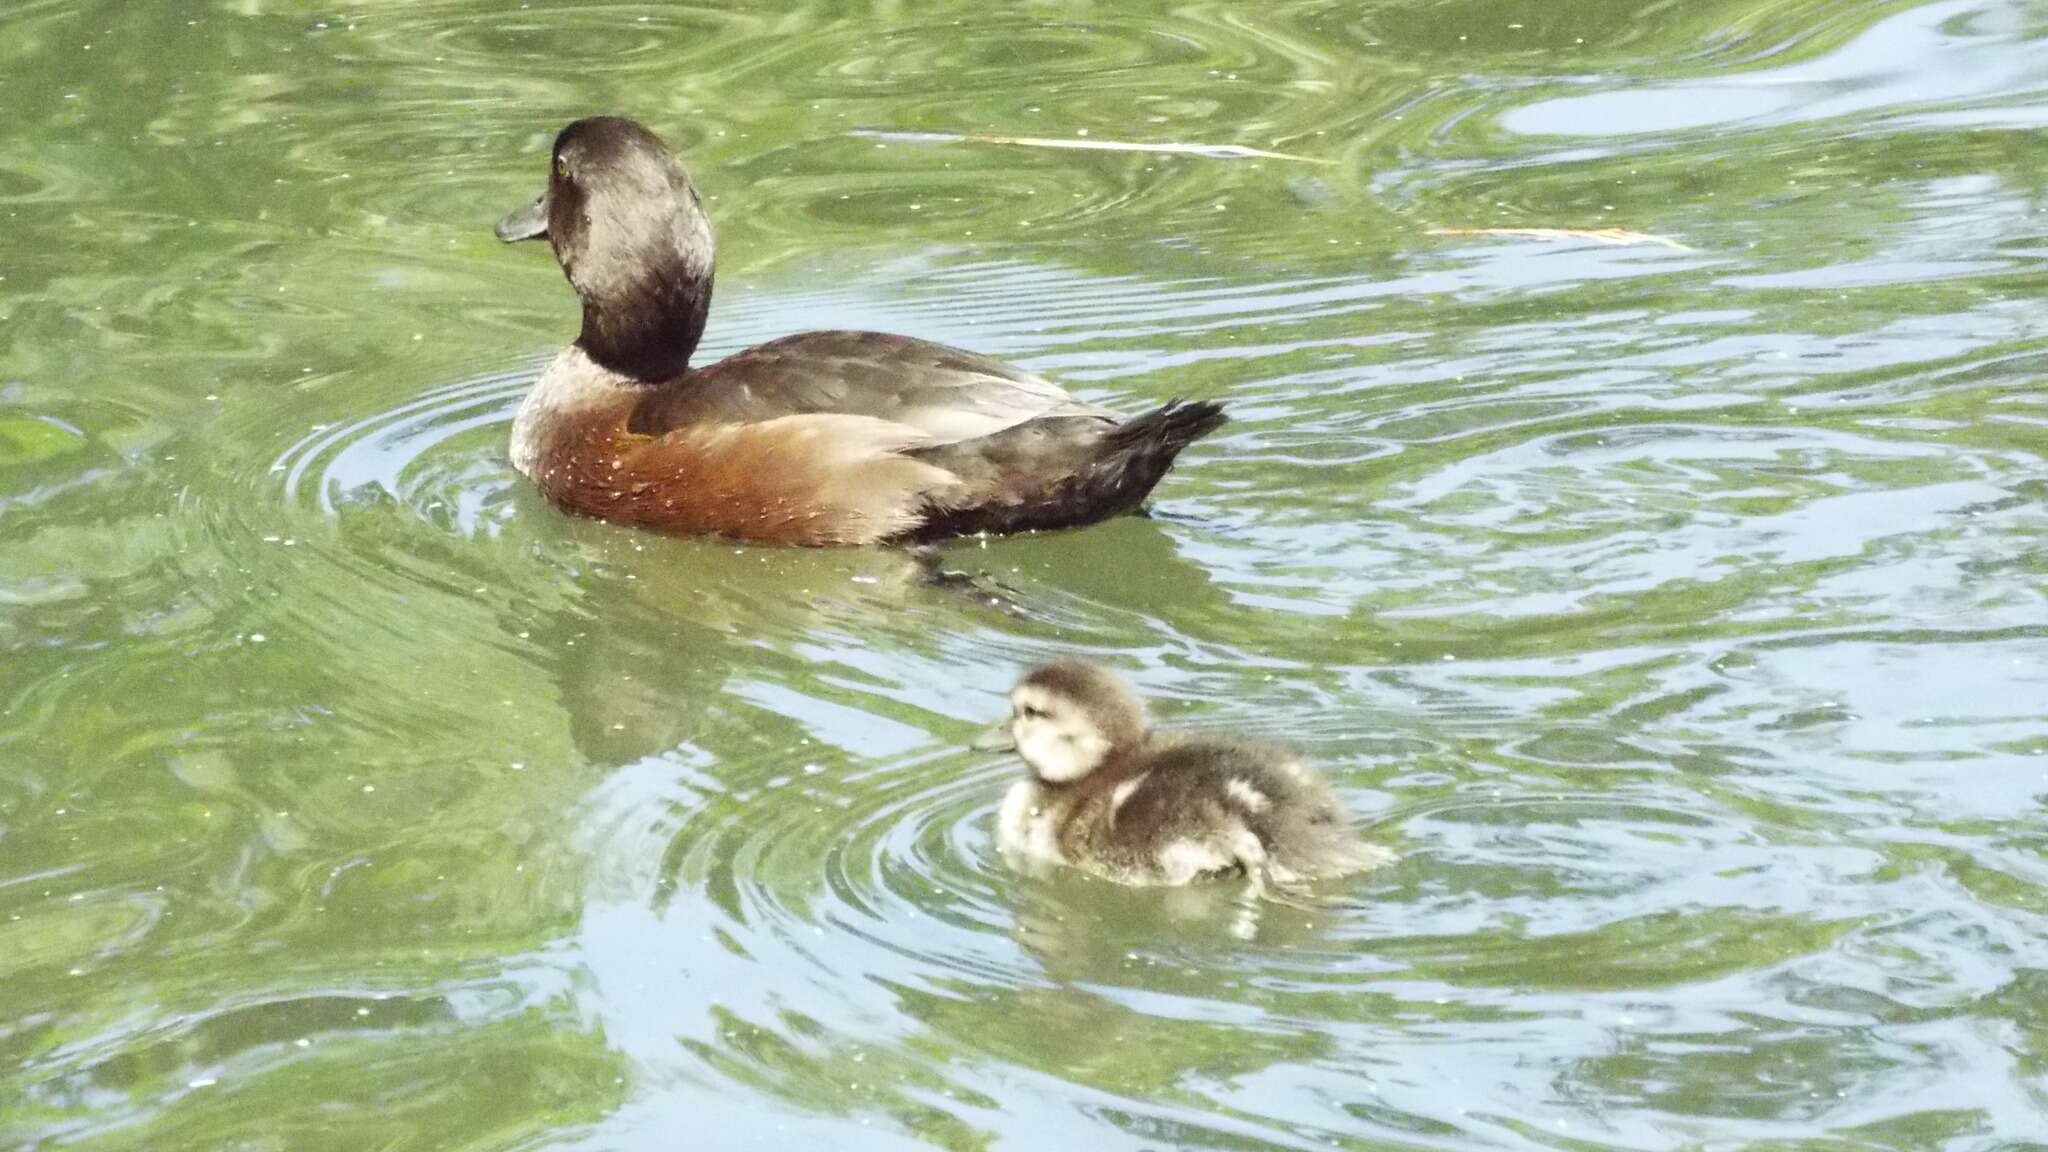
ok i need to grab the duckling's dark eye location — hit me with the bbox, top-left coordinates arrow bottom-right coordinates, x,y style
1019,704 -> 1046,720
554,157 -> 570,180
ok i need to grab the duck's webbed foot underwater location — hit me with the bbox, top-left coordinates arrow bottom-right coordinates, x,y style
1243,869 -> 1329,912
907,544 -> 1029,615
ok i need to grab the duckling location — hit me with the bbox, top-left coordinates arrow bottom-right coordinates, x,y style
495,116 -> 1226,546
977,662 -> 1393,890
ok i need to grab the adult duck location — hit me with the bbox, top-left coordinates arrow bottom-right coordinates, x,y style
495,116 -> 1225,546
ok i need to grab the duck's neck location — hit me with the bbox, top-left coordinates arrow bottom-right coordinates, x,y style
576,261 -> 713,384
509,346 -> 648,478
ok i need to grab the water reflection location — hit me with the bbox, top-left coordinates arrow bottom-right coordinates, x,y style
1504,0 -> 2048,138
5,0 -> 2048,1147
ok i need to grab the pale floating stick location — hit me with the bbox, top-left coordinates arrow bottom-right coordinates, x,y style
1426,226 -> 1691,251
852,129 -> 1330,164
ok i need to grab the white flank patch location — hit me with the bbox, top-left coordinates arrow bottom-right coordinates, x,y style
1157,838 -> 1233,885
1225,778 -> 1270,812
1108,773 -> 1149,822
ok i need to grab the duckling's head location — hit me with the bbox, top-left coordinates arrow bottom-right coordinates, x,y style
983,662 -> 1148,783
497,116 -> 715,381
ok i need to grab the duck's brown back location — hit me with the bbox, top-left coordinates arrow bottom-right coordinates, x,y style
548,330 -> 1219,544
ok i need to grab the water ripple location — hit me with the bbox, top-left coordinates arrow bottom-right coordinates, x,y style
272,363 -> 532,532
8,0 -> 2048,1148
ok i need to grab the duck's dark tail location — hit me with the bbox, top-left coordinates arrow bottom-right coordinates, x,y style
1106,399 -> 1229,459
906,400 -> 1227,541
1088,399 -> 1228,512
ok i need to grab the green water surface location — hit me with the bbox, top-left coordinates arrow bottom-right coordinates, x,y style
3,0 -> 2047,1149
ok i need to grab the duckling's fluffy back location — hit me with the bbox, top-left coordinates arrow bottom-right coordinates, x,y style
1101,737 -> 1391,884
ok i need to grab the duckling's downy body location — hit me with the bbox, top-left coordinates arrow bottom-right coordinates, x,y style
497,117 -> 1224,546
983,663 -> 1393,889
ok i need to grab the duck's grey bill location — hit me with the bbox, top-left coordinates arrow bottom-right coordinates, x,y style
970,722 -> 1016,753
495,195 -> 549,242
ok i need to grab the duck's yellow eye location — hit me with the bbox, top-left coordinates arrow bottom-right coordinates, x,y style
554,157 -> 569,179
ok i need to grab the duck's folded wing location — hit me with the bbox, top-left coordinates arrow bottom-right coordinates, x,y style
657,330 -> 1115,445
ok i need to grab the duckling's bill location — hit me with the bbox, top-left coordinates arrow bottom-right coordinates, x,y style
495,194 -> 549,242
971,721 -> 1016,752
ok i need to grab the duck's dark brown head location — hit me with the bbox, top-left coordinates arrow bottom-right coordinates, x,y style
497,116 -> 714,382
